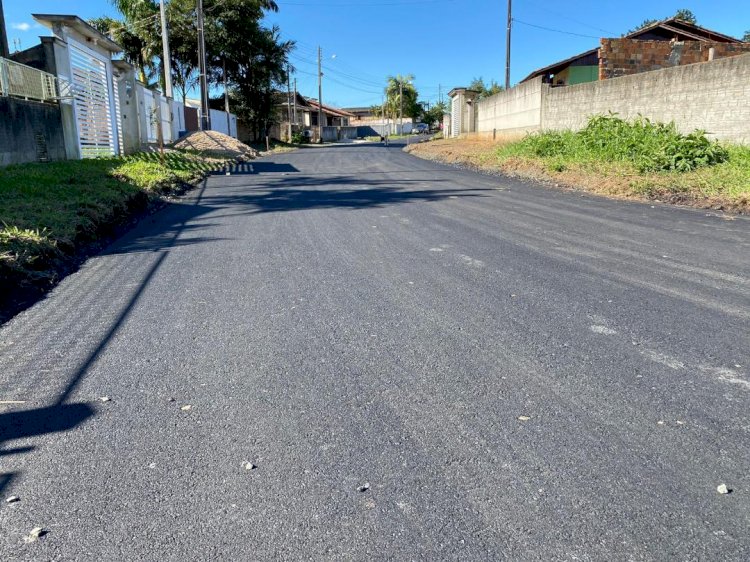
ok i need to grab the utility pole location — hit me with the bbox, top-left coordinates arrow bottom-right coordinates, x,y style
0,0 -> 9,58
438,84 -> 442,106
286,64 -> 292,141
293,78 -> 297,125
317,46 -> 323,143
381,94 -> 385,138
159,0 -> 173,98
505,0 -> 512,90
223,58 -> 230,135
197,0 -> 210,130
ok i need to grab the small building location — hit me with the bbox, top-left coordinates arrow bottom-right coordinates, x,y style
14,14 -> 126,158
447,88 -> 479,138
305,99 -> 355,127
522,18 -> 748,86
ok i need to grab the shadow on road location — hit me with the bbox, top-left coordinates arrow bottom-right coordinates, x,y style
201,184 -> 488,215
0,402 -> 95,494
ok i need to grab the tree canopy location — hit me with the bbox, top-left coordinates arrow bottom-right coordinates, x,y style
628,8 -> 697,34
92,0 -> 293,137
468,77 -> 503,100
421,101 -> 447,127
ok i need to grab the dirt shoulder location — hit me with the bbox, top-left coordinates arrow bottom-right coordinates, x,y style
405,138 -> 749,214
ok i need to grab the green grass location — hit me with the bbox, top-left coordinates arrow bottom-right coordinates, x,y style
0,151 -> 217,287
494,115 -> 749,205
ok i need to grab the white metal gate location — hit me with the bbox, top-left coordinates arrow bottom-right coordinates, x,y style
451,96 -> 460,138
70,43 -> 118,157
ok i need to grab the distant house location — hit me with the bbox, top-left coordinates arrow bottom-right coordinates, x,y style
522,18 -> 749,86
305,99 -> 355,127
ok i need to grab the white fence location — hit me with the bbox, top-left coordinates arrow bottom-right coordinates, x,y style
0,57 -> 58,102
209,108 -> 237,137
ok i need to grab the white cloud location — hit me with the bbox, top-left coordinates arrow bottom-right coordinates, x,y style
11,23 -> 32,32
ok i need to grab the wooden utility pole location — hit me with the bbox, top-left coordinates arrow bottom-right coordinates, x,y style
293,78 -> 297,125
0,0 -> 9,59
197,0 -> 210,130
223,58 -> 230,135
505,0 -> 512,90
317,46 -> 323,143
159,0 -> 173,98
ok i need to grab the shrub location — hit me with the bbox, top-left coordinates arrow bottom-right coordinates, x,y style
509,114 -> 728,173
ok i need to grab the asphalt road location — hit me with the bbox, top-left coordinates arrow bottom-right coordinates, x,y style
1,140 -> 749,560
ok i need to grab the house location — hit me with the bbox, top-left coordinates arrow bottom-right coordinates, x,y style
522,18 -> 749,86
305,99 -> 355,127
11,14 -> 125,159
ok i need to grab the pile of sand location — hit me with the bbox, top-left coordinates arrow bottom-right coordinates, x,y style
173,130 -> 259,159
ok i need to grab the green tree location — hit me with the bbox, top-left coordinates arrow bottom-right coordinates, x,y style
674,9 -> 697,24
742,30 -> 750,42
468,77 -> 504,99
108,0 -> 161,83
421,101 -> 447,127
99,0 -> 291,135
88,15 -> 153,83
383,74 -> 420,124
629,8 -> 698,33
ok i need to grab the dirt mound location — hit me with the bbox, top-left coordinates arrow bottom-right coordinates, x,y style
173,131 -> 259,159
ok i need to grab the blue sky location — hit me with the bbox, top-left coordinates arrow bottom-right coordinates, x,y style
4,1 -> 749,108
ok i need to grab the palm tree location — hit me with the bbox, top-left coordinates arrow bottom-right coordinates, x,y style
385,74 -> 417,123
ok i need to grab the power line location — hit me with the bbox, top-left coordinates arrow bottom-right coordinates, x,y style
513,18 -> 601,39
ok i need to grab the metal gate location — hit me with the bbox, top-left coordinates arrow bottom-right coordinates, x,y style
451,96 -> 460,138
69,43 -> 118,157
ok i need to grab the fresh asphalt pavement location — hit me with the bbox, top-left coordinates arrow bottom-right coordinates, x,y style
0,140 -> 749,560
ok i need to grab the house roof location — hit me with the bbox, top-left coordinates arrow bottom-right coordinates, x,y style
305,98 -> 356,118
521,17 -> 744,83
447,87 -> 479,98
32,14 -> 123,53
275,91 -> 311,110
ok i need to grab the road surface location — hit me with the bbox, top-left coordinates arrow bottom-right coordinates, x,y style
1,141 -> 749,560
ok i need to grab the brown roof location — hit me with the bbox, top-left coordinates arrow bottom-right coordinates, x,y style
521,17 -> 744,83
305,99 -> 356,118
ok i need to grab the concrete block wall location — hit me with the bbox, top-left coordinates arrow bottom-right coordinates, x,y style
543,53 -> 750,143
600,39 -> 750,80
476,77 -> 543,134
0,97 -> 67,165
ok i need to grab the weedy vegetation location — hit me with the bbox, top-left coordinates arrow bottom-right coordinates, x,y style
409,114 -> 750,210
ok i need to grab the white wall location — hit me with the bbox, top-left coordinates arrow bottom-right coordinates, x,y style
209,108 -> 238,138
476,77 -> 543,134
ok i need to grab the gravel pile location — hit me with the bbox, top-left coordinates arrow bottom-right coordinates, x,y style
173,131 -> 259,159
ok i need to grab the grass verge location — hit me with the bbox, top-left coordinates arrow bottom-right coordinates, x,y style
406,116 -> 750,213
0,151 -> 220,321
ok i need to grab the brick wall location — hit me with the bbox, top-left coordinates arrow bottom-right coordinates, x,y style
599,38 -> 750,80
543,53 -> 750,144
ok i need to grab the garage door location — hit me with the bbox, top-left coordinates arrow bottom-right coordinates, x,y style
70,44 -> 117,158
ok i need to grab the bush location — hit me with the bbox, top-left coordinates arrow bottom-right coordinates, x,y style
291,131 -> 307,144
510,114 -> 729,173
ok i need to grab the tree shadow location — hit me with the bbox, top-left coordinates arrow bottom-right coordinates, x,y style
194,174 -> 490,216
